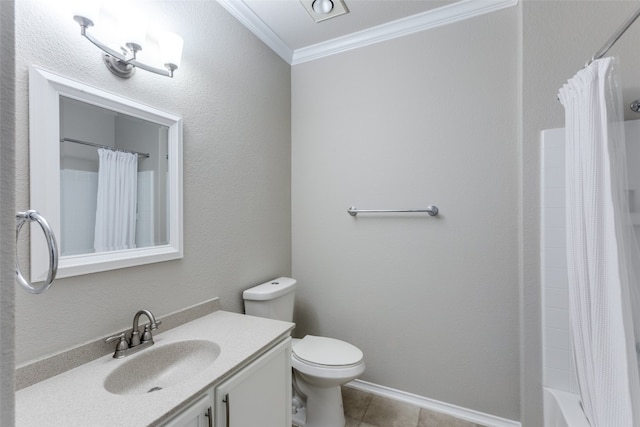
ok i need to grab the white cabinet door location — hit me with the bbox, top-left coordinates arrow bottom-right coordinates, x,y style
162,392 -> 214,427
215,338 -> 291,427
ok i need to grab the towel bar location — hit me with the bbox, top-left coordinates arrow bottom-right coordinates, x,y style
347,205 -> 439,217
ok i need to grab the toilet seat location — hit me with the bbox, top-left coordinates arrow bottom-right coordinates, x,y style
292,335 -> 363,367
291,335 -> 365,383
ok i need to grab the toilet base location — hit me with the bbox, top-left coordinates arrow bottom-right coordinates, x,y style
292,407 -> 306,427
293,374 -> 346,427
306,385 -> 345,427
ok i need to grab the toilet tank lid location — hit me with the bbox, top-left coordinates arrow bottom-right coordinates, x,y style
243,277 -> 297,301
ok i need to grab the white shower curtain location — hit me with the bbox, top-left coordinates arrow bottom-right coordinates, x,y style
558,57 -> 640,426
94,148 -> 138,252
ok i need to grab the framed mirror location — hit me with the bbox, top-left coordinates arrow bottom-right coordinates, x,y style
29,67 -> 183,280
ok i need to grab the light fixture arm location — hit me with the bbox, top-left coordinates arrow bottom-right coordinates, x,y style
74,16 -> 176,78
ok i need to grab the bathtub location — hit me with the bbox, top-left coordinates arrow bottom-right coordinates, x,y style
544,388 -> 589,427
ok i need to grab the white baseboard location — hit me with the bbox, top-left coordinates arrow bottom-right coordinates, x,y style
345,379 -> 521,427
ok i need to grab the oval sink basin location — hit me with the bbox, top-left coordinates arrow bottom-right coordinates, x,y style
104,339 -> 220,395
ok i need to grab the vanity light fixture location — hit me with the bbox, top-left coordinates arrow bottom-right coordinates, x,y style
72,5 -> 183,79
300,0 -> 348,23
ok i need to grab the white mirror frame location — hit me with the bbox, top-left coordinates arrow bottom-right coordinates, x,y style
28,66 -> 183,281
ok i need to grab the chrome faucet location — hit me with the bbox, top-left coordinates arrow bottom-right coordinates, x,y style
131,309 -> 162,346
105,309 -> 162,359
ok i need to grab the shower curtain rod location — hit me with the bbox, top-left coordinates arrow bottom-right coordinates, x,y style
60,137 -> 150,158
587,4 -> 640,66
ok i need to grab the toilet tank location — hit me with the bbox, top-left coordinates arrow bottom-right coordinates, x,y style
243,277 -> 297,322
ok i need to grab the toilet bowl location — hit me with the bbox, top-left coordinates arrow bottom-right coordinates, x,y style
291,336 -> 365,427
242,277 -> 366,427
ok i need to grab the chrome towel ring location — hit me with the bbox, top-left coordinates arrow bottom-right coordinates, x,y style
16,210 -> 58,294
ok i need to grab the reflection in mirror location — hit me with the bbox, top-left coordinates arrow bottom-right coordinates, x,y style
59,97 -> 169,256
29,66 -> 183,281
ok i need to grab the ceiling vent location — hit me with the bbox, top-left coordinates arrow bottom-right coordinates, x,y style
299,0 -> 349,23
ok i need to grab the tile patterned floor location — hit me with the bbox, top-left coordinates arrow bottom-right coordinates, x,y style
342,387 -> 486,427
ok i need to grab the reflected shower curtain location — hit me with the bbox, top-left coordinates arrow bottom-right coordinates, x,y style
558,57 -> 640,426
94,149 -> 138,252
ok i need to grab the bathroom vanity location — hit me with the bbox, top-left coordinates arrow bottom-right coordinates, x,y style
163,338 -> 291,427
15,310 -> 294,426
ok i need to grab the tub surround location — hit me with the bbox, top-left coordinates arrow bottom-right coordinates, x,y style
543,388 -> 589,427
540,121 -> 640,425
16,297 -> 222,390
16,310 -> 294,426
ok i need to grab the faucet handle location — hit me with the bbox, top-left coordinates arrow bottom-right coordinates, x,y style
141,319 -> 162,343
105,332 -> 129,358
105,332 -> 125,344
141,324 -> 153,343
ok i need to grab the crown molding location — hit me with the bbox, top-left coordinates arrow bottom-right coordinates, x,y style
292,0 -> 518,64
216,0 -> 518,66
216,0 -> 294,63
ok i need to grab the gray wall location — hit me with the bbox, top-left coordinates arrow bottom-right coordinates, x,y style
520,1 -> 640,424
12,0 -> 640,424
292,7 -> 520,421
14,1 -> 291,365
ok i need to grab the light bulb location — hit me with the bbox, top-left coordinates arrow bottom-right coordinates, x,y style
312,0 -> 333,14
72,0 -> 100,26
119,11 -> 148,52
159,31 -> 184,69
98,2 -> 147,53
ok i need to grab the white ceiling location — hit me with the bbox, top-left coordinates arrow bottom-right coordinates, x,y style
242,0 -> 456,51
216,0 -> 518,65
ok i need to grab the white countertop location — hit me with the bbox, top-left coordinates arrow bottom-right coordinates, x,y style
16,311 -> 294,426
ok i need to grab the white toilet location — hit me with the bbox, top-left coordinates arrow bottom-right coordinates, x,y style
243,277 -> 365,427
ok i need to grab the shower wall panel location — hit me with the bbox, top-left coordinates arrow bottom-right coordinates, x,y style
541,119 -> 640,394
